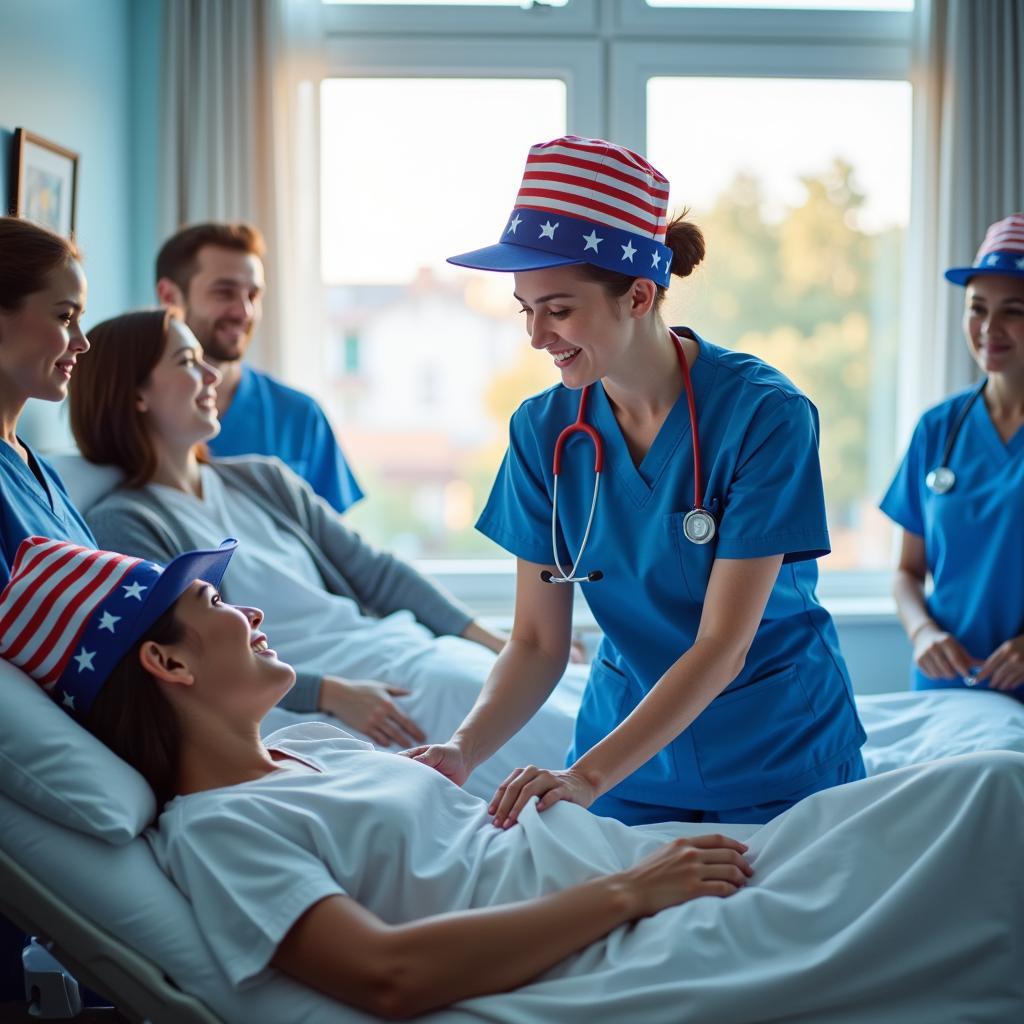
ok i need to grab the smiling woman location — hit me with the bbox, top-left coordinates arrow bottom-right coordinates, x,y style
0,216 -> 96,587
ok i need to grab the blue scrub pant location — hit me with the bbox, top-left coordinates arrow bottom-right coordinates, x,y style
589,752 -> 866,826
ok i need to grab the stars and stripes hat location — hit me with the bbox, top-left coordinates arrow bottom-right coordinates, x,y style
447,136 -> 674,288
945,213 -> 1024,286
0,536 -> 237,719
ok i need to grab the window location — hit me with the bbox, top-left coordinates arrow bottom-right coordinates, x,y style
319,1 -> 912,580
321,76 -> 566,558
648,76 -> 911,569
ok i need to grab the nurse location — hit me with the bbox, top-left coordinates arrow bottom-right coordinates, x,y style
408,136 -> 865,826
0,217 -> 95,585
881,213 -> 1024,697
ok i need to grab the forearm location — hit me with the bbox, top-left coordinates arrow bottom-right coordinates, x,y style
575,636 -> 743,797
287,877 -> 636,1019
460,619 -> 508,654
892,568 -> 935,642
452,638 -> 566,769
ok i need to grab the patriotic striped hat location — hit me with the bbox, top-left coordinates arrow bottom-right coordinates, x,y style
945,213 -> 1024,285
0,536 -> 237,719
448,136 -> 674,288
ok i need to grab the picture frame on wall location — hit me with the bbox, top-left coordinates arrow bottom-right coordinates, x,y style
11,128 -> 79,239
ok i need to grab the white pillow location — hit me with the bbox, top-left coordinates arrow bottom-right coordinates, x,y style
44,450 -> 124,513
0,657 -> 155,843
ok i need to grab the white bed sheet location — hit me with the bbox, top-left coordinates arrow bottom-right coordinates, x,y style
4,687 -> 1024,1022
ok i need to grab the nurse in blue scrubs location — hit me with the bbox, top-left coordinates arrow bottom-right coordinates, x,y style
881,213 -> 1024,698
407,137 -> 865,827
0,216 -> 96,998
0,217 -> 96,586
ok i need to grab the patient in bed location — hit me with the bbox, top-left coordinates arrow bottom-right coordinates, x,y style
3,536 -> 1022,1023
67,309 -> 583,799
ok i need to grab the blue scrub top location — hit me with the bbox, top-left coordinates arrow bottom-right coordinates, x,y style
880,386 -> 1024,696
478,332 -> 865,811
0,439 -> 95,588
209,364 -> 364,514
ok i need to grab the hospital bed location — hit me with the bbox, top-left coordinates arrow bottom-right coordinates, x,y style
3,453 -> 1023,1020
4,640 -> 1024,1023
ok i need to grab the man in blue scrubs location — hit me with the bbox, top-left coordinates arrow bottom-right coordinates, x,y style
155,223 -> 363,513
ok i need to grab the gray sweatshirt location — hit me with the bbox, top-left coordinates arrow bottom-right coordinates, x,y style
86,456 -> 474,711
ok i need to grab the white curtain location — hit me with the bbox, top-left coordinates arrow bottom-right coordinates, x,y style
159,0 -> 325,389
899,0 -> 1024,438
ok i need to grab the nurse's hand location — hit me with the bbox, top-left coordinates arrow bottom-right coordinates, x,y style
489,765 -> 596,828
975,635 -> 1024,691
912,624 -> 980,681
402,743 -> 473,787
319,676 -> 426,749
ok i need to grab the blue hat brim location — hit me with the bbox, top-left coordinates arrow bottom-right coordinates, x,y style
130,539 -> 238,646
945,265 -> 1024,286
447,241 -> 582,274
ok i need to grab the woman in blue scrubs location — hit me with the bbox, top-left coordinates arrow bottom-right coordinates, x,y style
881,213 -> 1024,698
0,217 -> 95,585
407,136 -> 865,827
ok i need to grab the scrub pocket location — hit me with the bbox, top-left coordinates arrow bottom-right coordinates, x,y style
572,659 -> 682,789
689,664 -> 820,797
572,659 -> 631,761
667,511 -> 716,603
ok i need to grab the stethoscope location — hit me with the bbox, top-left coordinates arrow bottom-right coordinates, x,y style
541,331 -> 716,585
925,378 -> 988,495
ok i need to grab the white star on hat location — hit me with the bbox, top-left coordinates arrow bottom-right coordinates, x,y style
122,581 -> 147,600
621,241 -> 636,263
582,230 -> 603,253
986,254 -> 1001,266
62,692 -> 76,709
539,221 -> 559,240
98,611 -> 121,633
507,214 -> 522,235
651,251 -> 661,269
1016,257 -> 1024,270
74,648 -> 96,672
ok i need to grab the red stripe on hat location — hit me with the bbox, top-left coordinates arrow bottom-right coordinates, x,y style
525,151 -> 670,199
520,170 -> 667,221
34,557 -> 140,685
539,138 -> 669,186
14,551 -> 131,673
0,545 -> 82,645
11,548 -> 116,668
516,189 -> 663,236
5,537 -> 61,581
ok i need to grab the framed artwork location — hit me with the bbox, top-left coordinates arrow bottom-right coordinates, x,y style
11,128 -> 79,238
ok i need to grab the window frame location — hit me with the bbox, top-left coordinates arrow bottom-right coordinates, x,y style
321,0 -> 597,37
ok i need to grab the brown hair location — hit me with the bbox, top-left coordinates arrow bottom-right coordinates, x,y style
577,211 -> 705,309
0,216 -> 82,311
85,604 -> 186,812
69,308 -> 208,486
155,222 -> 266,294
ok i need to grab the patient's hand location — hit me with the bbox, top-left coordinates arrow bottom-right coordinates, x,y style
489,765 -> 596,828
318,676 -> 427,748
402,743 -> 472,786
620,834 -> 752,916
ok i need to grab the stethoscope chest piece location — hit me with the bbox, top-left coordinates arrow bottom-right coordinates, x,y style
925,466 -> 956,495
683,507 -> 716,544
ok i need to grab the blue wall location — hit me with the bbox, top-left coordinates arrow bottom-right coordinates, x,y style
0,0 -> 161,447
